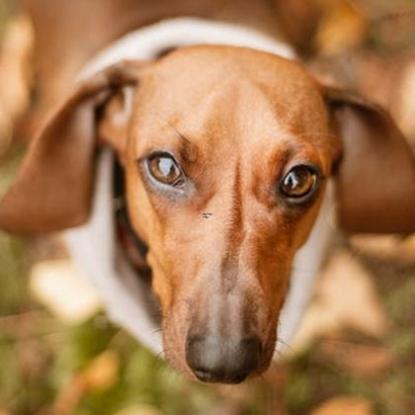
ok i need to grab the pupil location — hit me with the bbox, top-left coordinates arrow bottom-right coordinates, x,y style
282,167 -> 316,197
286,170 -> 308,192
287,172 -> 301,190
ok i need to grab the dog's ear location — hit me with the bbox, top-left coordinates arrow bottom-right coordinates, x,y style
326,88 -> 415,233
0,60 -> 145,234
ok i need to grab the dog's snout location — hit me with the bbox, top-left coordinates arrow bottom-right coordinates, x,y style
185,334 -> 262,384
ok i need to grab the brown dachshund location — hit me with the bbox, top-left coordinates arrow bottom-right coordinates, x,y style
1,2 -> 415,384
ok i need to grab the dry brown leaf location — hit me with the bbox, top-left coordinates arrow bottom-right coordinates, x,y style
315,0 -> 368,55
290,250 -> 389,352
82,350 -> 119,390
0,14 -> 33,156
203,402 -> 247,415
50,351 -> 119,415
350,234 -> 415,265
115,405 -> 162,415
51,378 -> 85,415
0,105 -> 12,156
29,259 -> 102,325
321,342 -> 394,377
311,396 -> 374,415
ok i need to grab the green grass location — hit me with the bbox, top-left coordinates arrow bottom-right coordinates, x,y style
1,1 -> 415,413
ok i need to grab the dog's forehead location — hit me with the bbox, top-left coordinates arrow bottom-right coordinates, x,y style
145,45 -> 325,109
133,46 -> 332,161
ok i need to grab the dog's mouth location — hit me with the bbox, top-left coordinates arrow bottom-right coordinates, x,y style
114,160 -> 163,330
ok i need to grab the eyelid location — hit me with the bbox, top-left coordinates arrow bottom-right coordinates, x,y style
138,150 -> 178,164
283,162 -> 324,180
138,150 -> 191,178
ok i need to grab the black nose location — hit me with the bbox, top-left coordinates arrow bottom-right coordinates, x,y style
185,334 -> 262,384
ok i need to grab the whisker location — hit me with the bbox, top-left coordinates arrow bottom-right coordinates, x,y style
275,337 -> 294,354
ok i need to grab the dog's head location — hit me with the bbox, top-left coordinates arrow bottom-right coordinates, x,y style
1,46 -> 414,383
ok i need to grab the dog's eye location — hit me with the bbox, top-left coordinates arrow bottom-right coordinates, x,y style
280,165 -> 319,201
147,154 -> 184,186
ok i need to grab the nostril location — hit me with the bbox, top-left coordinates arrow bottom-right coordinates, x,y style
185,335 -> 206,369
238,335 -> 262,372
243,336 -> 263,359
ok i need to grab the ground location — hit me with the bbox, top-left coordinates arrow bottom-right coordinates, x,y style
0,1 -> 414,414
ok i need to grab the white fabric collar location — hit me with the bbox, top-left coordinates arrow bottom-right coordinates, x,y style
80,17 -> 295,79
64,17 -> 334,357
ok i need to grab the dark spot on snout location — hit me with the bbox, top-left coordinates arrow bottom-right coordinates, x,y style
185,334 -> 262,384
202,212 -> 213,219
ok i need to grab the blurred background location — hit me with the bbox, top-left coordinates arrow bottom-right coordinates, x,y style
0,0 -> 415,414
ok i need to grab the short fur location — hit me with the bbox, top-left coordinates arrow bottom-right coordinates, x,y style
1,3 -> 415,383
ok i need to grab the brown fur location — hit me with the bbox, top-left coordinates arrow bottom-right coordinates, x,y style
1,45 -> 414,378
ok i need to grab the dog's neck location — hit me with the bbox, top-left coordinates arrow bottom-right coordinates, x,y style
64,18 -> 335,356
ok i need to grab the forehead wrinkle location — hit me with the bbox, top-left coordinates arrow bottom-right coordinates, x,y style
170,82 -> 243,159
164,119 -> 199,164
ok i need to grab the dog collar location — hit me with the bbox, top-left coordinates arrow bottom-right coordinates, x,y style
79,17 -> 296,79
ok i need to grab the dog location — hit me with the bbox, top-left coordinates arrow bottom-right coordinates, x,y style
1,0 -> 415,384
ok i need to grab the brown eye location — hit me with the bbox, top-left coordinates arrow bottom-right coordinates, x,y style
280,165 -> 319,200
147,154 -> 184,186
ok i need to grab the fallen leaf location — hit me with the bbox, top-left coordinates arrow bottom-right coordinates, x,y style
311,396 -> 374,415
350,234 -> 415,265
203,402 -> 247,415
50,351 -> 120,415
115,405 -> 162,415
29,259 -> 102,325
0,105 -> 12,157
290,250 -> 389,352
315,0 -> 368,55
321,341 -> 394,377
82,350 -> 119,390
0,13 -> 33,156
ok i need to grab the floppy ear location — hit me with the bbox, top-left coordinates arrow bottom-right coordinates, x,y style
326,88 -> 415,233
0,60 -> 144,234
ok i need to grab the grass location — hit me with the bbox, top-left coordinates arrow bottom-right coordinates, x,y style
1,1 -> 415,413
0,190 -> 414,414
